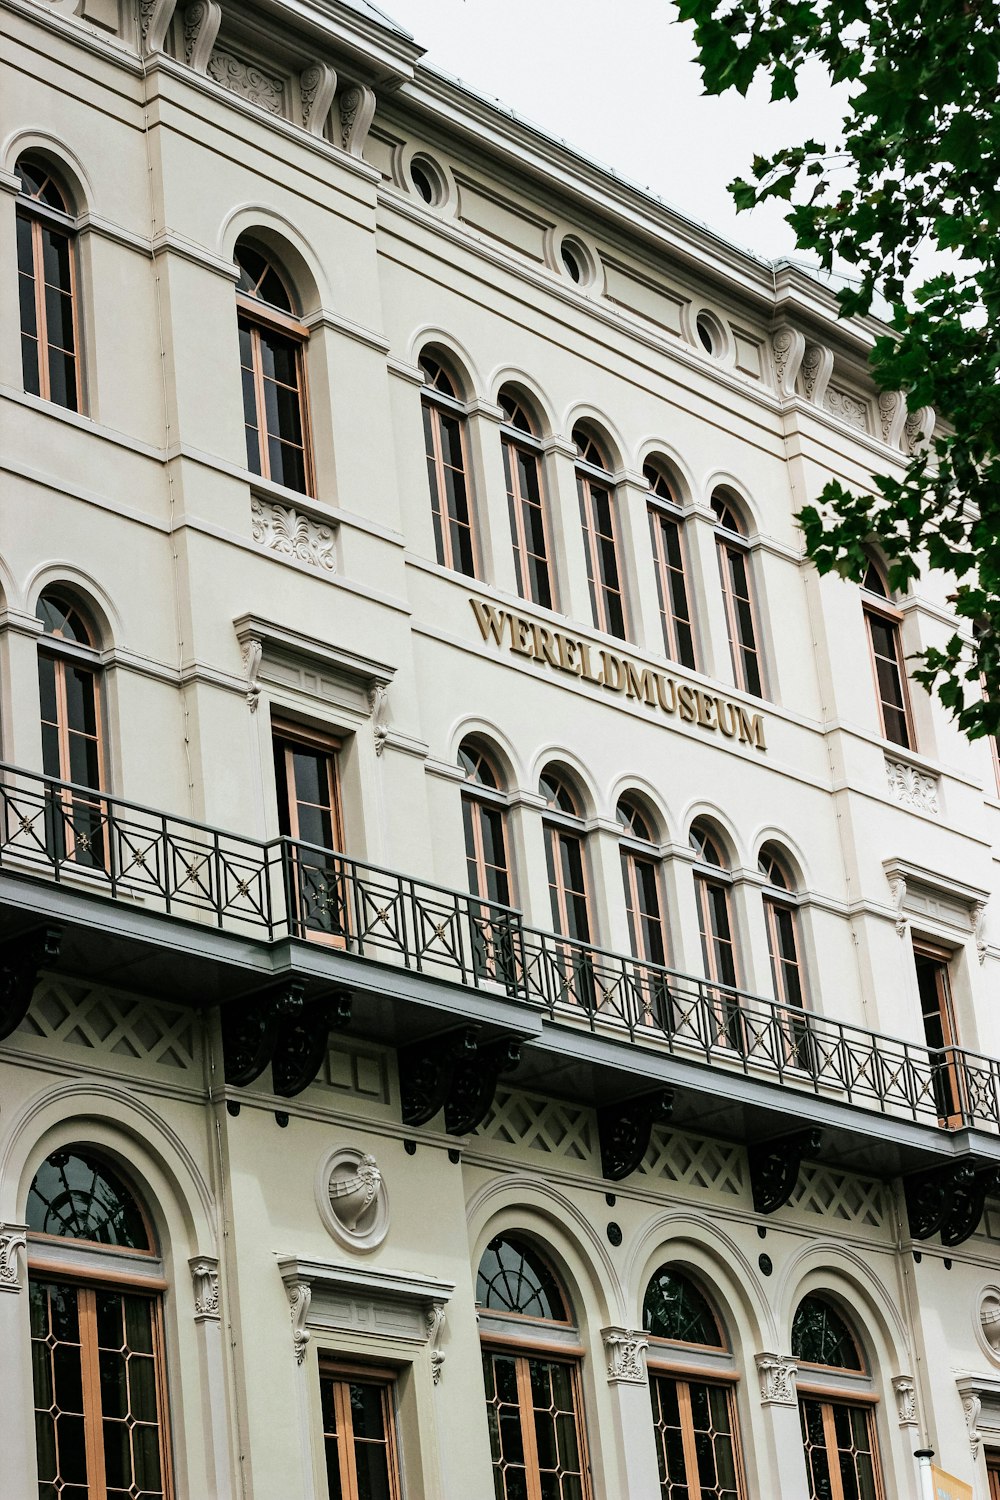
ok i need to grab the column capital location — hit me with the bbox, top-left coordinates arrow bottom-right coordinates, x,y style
189,1255 -> 220,1320
0,1224 -> 27,1293
754,1351 -> 797,1406
601,1327 -> 649,1385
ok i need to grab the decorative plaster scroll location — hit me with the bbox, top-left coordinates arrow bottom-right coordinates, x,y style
885,757 -> 940,815
208,51 -> 285,115
964,1389 -> 983,1457
241,637 -> 263,713
825,387 -> 870,433
798,343 -> 834,405
287,1278 -> 312,1366
300,63 -> 337,136
892,1375 -> 918,1427
426,1302 -> 446,1384
140,0 -> 177,51
251,496 -> 336,572
182,0 -> 220,73
887,872 -> 909,938
189,1256 -> 220,1320
972,900 -> 989,965
602,1327 -> 649,1385
338,83 -> 377,157
755,1352 -> 797,1405
878,391 -> 908,449
0,1225 -> 27,1293
770,325 -> 805,397
904,406 -> 936,455
368,683 -> 389,756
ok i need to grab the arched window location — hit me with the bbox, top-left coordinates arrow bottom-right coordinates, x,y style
759,847 -> 805,1011
540,769 -> 591,945
643,1266 -> 745,1500
711,493 -> 762,698
26,1148 -> 171,1499
460,740 -> 512,907
861,558 -> 912,748
690,822 -> 742,1049
37,591 -> 105,866
574,426 -> 626,640
646,463 -> 696,669
476,1234 -> 589,1499
236,241 -> 312,494
16,157 -> 80,411
617,796 -> 668,969
500,389 -> 553,608
421,353 -> 477,576
792,1295 -> 882,1500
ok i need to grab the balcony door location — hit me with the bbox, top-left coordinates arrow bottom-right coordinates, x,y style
273,723 -> 345,943
913,941 -> 962,1123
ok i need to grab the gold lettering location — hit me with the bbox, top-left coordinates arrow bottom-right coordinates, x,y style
510,616 -> 535,657
577,641 -> 604,684
716,698 -> 739,738
600,651 -> 625,692
736,706 -> 767,749
677,683 -> 697,722
624,662 -> 658,706
531,624 -> 560,668
470,598 -> 509,647
557,633 -> 581,675
695,690 -> 717,730
656,675 -> 677,713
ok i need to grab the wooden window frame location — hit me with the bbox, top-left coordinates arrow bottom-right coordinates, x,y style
462,783 -> 513,906
798,1391 -> 885,1500
715,529 -> 763,698
620,840 -> 669,967
28,1265 -> 174,1500
38,635 -> 107,866
763,890 -> 806,1008
273,721 -> 347,948
862,594 -> 914,749
648,501 -> 697,670
577,463 -> 628,641
544,813 -> 592,944
481,1341 -> 591,1500
17,194 -> 81,411
318,1364 -> 402,1500
503,426 -> 554,608
422,386 -> 479,577
648,1362 -> 747,1500
694,868 -> 739,990
237,293 -> 314,496
912,938 -> 963,1124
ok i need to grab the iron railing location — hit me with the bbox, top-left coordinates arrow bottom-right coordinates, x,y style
1,761 -> 998,1132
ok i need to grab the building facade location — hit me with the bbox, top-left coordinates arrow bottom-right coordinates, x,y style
2,2 -> 1000,1497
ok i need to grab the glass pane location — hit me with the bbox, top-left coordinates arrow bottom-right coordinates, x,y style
47,348 -> 77,411
477,1235 -> 567,1318
27,1151 -> 150,1248
643,1267 -> 721,1345
791,1296 -> 863,1369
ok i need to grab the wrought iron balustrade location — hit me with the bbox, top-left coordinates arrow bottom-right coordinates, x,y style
1,760 -> 999,1132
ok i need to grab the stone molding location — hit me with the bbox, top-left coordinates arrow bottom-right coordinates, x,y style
601,1327 -> 649,1385
208,50 -> 285,115
885,756 -> 940,815
755,1352 -> 797,1406
250,495 -> 337,573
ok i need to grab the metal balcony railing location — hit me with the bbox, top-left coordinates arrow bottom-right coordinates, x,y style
1,760 -> 998,1134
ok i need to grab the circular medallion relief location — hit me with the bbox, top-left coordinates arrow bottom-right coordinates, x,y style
316,1145 -> 389,1252
978,1286 -> 1000,1363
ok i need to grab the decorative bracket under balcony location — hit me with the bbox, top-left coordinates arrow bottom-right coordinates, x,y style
444,1037 -> 521,1135
272,990 -> 352,1098
0,925 -> 62,1041
598,1089 -> 675,1181
905,1159 -> 1000,1246
748,1128 -> 823,1215
222,982 -> 352,1095
399,1025 -> 518,1129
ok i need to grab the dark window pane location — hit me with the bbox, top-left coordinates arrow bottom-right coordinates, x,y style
46,348 -> 77,411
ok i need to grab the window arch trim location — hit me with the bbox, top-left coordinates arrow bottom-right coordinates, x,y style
16,155 -> 81,412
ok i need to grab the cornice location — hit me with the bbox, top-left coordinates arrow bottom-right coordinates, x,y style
233,611 -> 396,687
246,0 -> 424,87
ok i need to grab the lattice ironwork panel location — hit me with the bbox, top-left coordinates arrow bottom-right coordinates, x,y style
478,1088 -> 596,1162
788,1164 -> 888,1229
640,1128 -> 746,1196
18,978 -> 199,1070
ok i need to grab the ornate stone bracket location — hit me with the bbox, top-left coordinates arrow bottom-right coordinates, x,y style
598,1089 -> 674,1182
887,872 -> 909,938
892,1374 -> 918,1427
337,82 -> 377,157
964,1389 -> 983,1457
770,325 -> 806,397
748,1127 -> 822,1215
189,1256 -> 220,1320
300,62 -> 337,136
904,406 -> 937,455
426,1301 -> 446,1384
250,496 -> 336,574
0,1225 -> 27,1293
286,1277 -> 312,1366
755,1352 -> 797,1406
904,1160 -> 1000,1246
602,1327 -> 649,1385
272,991 -> 352,1098
878,391 -> 908,450
972,900 -> 989,965
368,683 -> 390,757
221,982 -> 351,1095
241,636 -> 263,712
140,0 -> 178,52
444,1037 -> 521,1136
797,343 -> 834,406
398,1025 -> 479,1127
183,0 -> 222,74
0,926 -> 62,1042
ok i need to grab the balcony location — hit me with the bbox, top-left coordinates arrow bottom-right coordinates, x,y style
0,762 -> 998,1238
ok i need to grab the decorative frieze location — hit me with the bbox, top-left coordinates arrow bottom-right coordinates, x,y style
755,1352 -> 797,1406
602,1328 -> 649,1385
885,757 -> 939,815
208,50 -> 285,116
892,1375 -> 918,1427
0,1225 -> 27,1293
189,1256 -> 220,1320
825,386 -> 870,433
251,496 -> 336,572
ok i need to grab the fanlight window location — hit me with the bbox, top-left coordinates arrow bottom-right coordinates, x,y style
643,1266 -> 723,1347
690,823 -> 726,869
476,1234 -> 568,1320
420,354 -> 477,577
861,557 -> 913,748
27,1150 -> 151,1250
460,740 -> 501,790
617,796 -> 655,844
235,242 -> 311,494
539,770 -> 581,818
792,1295 -> 863,1371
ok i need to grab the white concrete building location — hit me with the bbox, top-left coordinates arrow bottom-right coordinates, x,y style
1,1 -> 999,1497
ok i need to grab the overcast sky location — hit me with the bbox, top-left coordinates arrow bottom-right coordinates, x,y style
386,0 -> 850,265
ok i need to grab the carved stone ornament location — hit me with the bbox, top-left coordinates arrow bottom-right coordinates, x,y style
885,757 -> 940,816
189,1256 -> 220,1320
887,873 -> 909,938
904,406 -> 936,455
251,496 -> 336,573
964,1389 -> 983,1457
426,1301 -> 446,1384
798,343 -> 833,405
825,387 -> 870,433
892,1375 -> 919,1427
602,1327 -> 649,1385
770,325 -> 805,396
748,1127 -> 822,1216
140,0 -> 177,51
878,390 -> 907,449
316,1145 -> 390,1252
979,1289 -> 1000,1361
368,683 -> 389,757
207,50 -> 285,116
300,62 -> 337,137
0,1225 -> 27,1293
182,0 -> 221,73
287,1278 -> 312,1365
241,636 -> 262,712
972,900 -> 989,965
598,1088 -> 674,1182
755,1352 -> 797,1406
338,83 -> 377,157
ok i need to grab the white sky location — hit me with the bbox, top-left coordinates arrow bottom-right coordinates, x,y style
386,0 -> 851,265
